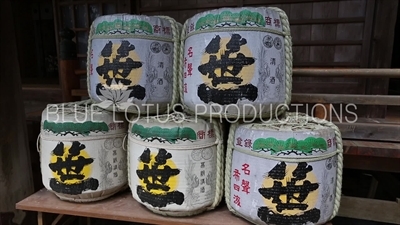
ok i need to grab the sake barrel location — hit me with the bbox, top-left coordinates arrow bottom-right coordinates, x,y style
128,113 -> 224,216
39,100 -> 128,202
225,113 -> 343,225
87,14 -> 181,114
180,7 -> 292,119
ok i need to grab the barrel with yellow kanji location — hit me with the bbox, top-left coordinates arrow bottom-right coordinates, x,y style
225,113 -> 343,225
180,7 -> 292,119
127,113 -> 224,216
39,101 -> 128,202
87,14 -> 181,114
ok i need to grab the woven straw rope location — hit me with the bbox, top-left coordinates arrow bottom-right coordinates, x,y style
38,99 -> 128,202
86,16 -> 181,114
178,7 -> 293,119
224,113 -> 343,224
127,119 -> 224,217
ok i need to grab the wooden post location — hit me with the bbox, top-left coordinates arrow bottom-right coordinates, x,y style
0,0 -> 34,224
59,28 -> 80,102
366,0 -> 399,118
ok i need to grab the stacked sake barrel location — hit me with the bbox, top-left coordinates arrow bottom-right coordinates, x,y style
224,113 -> 343,224
87,14 -> 181,114
127,113 -> 224,216
180,7 -> 292,119
39,101 -> 128,202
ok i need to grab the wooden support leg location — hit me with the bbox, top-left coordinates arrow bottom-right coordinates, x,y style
51,214 -> 65,225
37,212 -> 43,225
367,175 -> 379,198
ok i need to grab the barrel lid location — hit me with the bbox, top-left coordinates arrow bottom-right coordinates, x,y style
41,101 -> 127,137
233,113 -> 337,157
185,7 -> 283,35
129,112 -> 217,145
92,14 -> 174,39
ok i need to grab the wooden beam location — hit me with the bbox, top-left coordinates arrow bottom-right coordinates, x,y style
292,93 -> 400,106
71,89 -> 88,97
244,0 -> 327,5
343,155 -> 400,173
139,3 -> 237,12
293,68 -> 400,78
338,196 -> 400,224
293,62 -> 360,67
75,69 -> 86,75
337,122 -> 400,142
343,140 -> 400,158
290,17 -> 365,25
293,40 -> 362,46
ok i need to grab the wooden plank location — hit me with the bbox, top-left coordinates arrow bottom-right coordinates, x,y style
338,0 -> 366,18
334,46 -> 361,63
294,61 -> 360,67
75,69 -> 86,75
22,85 -> 62,103
294,40 -> 362,46
360,0 -> 375,67
312,1 -> 338,19
0,0 -> 34,223
343,140 -> 400,158
244,0 -> 322,5
292,68 -> 400,78
16,189 -> 248,225
292,46 -> 310,64
289,2 -> 312,20
336,122 -> 400,142
291,93 -> 400,106
140,2 -> 237,12
344,140 -> 400,149
71,89 -> 88,97
336,23 -> 364,41
343,155 -> 400,173
292,81 -> 361,94
290,17 -> 365,25
338,196 -> 400,224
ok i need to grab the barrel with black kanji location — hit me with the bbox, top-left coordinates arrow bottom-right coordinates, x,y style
225,113 -> 343,225
87,14 -> 181,114
127,113 -> 224,216
39,101 -> 128,202
180,7 -> 292,119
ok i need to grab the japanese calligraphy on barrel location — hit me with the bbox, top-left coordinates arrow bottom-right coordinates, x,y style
87,14 -> 181,114
180,7 -> 292,119
127,113 -> 224,216
39,100 -> 128,202
225,113 -> 343,225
